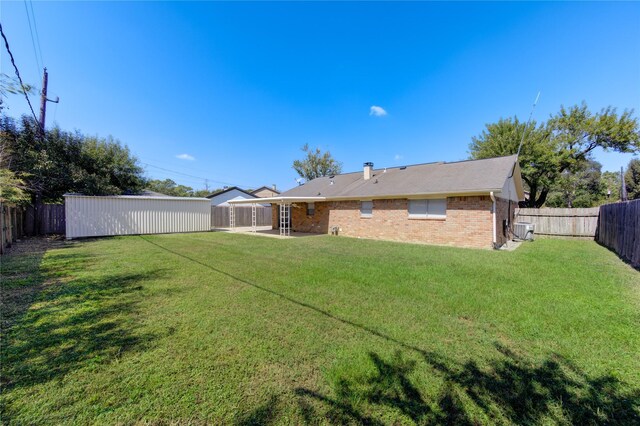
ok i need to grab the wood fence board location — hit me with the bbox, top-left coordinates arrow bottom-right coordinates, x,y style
24,204 -> 65,235
595,199 -> 639,268
515,207 -> 599,237
0,204 -> 25,254
212,206 -> 272,228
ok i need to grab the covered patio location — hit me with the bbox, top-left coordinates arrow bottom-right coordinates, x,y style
227,196 -> 325,236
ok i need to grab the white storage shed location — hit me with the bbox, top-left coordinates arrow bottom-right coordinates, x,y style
64,194 -> 211,239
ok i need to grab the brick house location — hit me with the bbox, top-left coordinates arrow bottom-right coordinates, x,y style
230,155 -> 525,249
251,185 -> 281,199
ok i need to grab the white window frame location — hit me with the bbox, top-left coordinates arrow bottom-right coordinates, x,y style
360,200 -> 373,218
408,198 -> 446,219
307,202 -> 315,216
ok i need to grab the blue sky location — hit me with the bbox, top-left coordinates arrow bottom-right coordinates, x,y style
2,1 -> 639,192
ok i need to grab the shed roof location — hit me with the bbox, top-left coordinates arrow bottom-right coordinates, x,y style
281,155 -> 521,199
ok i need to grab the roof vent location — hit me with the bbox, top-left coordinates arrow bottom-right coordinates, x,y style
399,166 -> 407,170
329,180 -> 334,185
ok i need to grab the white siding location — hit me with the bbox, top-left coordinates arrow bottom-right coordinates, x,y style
209,189 -> 257,206
64,195 -> 211,239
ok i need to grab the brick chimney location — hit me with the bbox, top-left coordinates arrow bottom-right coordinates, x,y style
364,162 -> 374,180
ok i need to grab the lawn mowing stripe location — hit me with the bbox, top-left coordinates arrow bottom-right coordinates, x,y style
138,235 -> 441,360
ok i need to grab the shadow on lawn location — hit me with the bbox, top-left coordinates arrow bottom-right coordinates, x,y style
140,237 -> 640,425
1,243 -> 162,394
295,346 -> 640,425
0,237 -> 73,332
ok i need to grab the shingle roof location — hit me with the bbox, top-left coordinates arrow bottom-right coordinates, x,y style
206,186 -> 257,199
251,186 -> 281,195
282,155 -> 518,199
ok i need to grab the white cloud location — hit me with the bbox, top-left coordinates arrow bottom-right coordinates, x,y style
394,154 -> 403,161
369,105 -> 388,117
176,154 -> 195,161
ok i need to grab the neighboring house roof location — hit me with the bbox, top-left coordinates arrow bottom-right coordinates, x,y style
251,186 -> 281,196
206,186 -> 257,199
280,155 -> 524,200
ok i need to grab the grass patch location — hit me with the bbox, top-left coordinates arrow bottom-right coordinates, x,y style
1,233 -> 639,424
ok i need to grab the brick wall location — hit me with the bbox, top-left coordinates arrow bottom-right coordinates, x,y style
285,196 -> 498,249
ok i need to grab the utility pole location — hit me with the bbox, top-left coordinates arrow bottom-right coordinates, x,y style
38,68 -> 59,133
33,68 -> 58,235
621,166 -> 628,202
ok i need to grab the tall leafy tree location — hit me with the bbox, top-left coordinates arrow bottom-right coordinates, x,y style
0,115 -> 146,202
146,179 -> 194,197
0,138 -> 29,204
546,160 -> 604,208
601,171 -> 622,203
469,117 -> 558,207
625,159 -> 640,200
470,103 -> 640,207
292,144 -> 342,182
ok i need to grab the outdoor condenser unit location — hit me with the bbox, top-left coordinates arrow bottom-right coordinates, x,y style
514,222 -> 535,241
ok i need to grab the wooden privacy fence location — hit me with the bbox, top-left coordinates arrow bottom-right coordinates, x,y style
1,203 -> 24,254
515,207 -> 600,237
212,205 -> 272,228
596,199 -> 640,267
24,204 -> 65,235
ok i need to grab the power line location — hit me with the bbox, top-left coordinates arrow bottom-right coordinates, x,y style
142,156 -> 242,179
140,161 -> 260,189
23,0 -> 42,77
27,0 -> 44,66
0,22 -> 41,130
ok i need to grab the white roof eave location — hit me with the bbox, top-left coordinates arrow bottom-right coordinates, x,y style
228,196 -> 327,204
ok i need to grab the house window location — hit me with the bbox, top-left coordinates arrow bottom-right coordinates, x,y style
361,201 -> 373,218
307,202 -> 315,216
408,199 -> 446,219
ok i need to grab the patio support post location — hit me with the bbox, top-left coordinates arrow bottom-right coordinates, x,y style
279,203 -> 290,237
251,203 -> 257,233
229,203 -> 235,230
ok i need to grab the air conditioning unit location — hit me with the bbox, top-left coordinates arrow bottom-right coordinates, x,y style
514,222 -> 535,241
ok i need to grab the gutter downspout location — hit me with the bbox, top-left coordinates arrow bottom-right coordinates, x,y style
490,191 -> 497,248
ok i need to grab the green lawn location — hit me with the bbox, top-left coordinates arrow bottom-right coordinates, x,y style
1,233 -> 639,424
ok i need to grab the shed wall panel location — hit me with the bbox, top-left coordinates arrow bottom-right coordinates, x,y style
64,195 -> 211,239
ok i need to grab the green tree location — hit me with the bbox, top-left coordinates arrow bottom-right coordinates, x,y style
146,179 -> 194,197
292,144 -> 342,182
625,158 -> 640,200
0,73 -> 33,113
469,103 -> 640,207
600,171 -> 622,203
546,160 -> 604,208
469,118 -> 558,207
192,189 -> 211,198
0,138 -> 29,204
0,115 -> 146,202
145,179 -> 211,197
